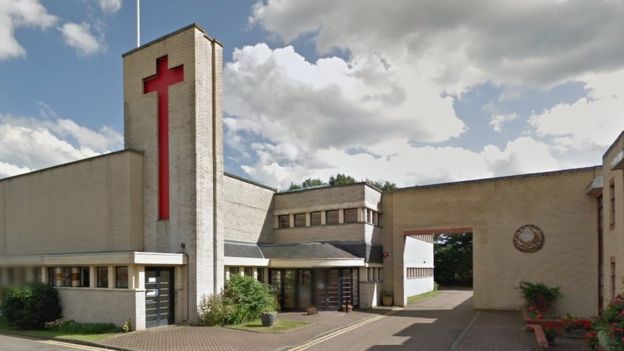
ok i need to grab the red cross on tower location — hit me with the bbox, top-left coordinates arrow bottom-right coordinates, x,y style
143,55 -> 184,220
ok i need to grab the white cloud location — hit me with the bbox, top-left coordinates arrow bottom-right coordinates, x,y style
250,0 -> 624,88
529,69 -> 624,152
0,112 -> 123,179
227,1 -> 624,187
60,22 -> 105,56
240,136 -> 560,190
97,0 -> 122,14
489,113 -> 518,132
0,0 -> 57,60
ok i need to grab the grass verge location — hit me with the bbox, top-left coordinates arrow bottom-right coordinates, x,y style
407,287 -> 441,305
226,319 -> 311,334
0,317 -> 120,343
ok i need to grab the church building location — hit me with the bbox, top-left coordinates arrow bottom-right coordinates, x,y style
0,24 -> 621,330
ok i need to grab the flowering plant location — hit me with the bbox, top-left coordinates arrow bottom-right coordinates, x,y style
564,314 -> 592,332
592,294 -> 624,350
519,281 -> 561,319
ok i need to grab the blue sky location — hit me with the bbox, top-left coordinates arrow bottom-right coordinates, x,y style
1,0 -> 623,189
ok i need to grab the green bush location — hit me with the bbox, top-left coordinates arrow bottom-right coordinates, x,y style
518,281 -> 561,315
1,283 -> 62,330
48,320 -> 122,334
199,275 -> 277,326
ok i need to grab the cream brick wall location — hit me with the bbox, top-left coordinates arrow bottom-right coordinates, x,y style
273,184 -> 381,213
273,223 -> 375,243
0,151 -> 144,255
58,288 -> 144,330
223,175 -> 274,243
383,167 -> 599,317
123,24 -> 224,324
601,132 -> 624,308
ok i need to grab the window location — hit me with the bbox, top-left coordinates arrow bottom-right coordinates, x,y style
367,209 -> 373,224
294,213 -> 306,227
406,267 -> 433,279
610,181 -> 616,228
278,215 -> 290,228
115,266 -> 129,289
229,266 -> 239,276
244,267 -> 253,277
47,267 -> 55,286
374,212 -> 379,226
97,266 -> 108,288
344,208 -> 358,223
62,267 -> 71,287
79,266 -> 90,287
257,268 -> 265,283
326,210 -> 339,225
310,211 -> 322,226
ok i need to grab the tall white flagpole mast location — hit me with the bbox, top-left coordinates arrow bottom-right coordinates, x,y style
136,0 -> 141,47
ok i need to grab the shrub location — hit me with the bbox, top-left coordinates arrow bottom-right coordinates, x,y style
592,294 -> 624,350
48,320 -> 122,334
519,281 -> 561,316
1,283 -> 62,330
199,275 -> 277,326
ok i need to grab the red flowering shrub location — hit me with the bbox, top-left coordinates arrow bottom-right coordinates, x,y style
592,293 -> 624,350
520,282 -> 561,319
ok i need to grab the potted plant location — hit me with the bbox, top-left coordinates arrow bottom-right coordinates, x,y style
260,307 -> 277,327
381,290 -> 393,307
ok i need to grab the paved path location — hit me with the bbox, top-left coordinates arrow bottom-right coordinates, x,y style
296,290 -> 585,351
0,334 -> 111,351
101,289 -> 589,351
102,309 -> 382,351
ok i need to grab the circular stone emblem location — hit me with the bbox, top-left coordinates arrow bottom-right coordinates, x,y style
513,224 -> 544,253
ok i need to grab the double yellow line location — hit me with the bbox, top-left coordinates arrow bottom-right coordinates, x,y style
289,309 -> 400,351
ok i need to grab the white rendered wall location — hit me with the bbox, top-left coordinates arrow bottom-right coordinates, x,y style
403,236 -> 434,301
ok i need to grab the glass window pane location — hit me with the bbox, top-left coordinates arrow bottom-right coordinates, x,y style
115,266 -> 128,289
294,213 -> 306,227
344,208 -> 358,223
278,215 -> 290,228
97,266 -> 108,288
326,210 -> 339,225
310,212 -> 322,226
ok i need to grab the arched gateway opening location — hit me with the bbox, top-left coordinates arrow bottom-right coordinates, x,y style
403,227 -> 474,304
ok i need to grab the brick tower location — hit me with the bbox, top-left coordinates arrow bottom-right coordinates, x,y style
122,24 -> 224,323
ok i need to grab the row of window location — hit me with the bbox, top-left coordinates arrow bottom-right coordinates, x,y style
278,207 -> 380,229
47,266 -> 129,289
226,266 -> 266,283
0,266 -> 130,289
406,267 -> 433,280
365,267 -> 383,282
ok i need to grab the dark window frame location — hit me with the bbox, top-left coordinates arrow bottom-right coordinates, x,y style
343,208 -> 358,223
278,215 -> 290,229
96,266 -> 109,288
294,213 -> 307,227
115,266 -> 129,289
326,210 -> 339,225
310,211 -> 322,226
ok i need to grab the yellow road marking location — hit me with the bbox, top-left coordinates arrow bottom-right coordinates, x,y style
289,309 -> 401,351
39,339 -> 112,351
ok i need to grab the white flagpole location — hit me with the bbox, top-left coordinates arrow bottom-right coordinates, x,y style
136,0 -> 141,47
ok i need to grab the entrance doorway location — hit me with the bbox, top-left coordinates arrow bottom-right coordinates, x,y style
269,268 -> 359,311
434,233 -> 473,288
145,267 -> 174,328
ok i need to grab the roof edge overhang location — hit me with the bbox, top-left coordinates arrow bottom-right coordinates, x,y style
0,252 -> 187,266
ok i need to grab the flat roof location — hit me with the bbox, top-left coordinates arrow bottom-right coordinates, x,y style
391,165 -> 600,193
122,23 -> 222,58
276,181 -> 382,195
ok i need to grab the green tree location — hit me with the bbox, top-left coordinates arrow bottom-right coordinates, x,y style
328,173 -> 356,186
433,233 -> 473,286
368,180 -> 397,192
288,178 -> 325,190
288,173 -> 398,192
